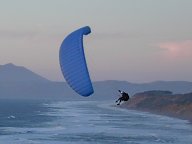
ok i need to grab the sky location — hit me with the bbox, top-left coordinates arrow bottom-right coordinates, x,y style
0,0 -> 192,83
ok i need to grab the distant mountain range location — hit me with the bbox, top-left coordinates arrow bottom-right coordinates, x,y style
0,63 -> 50,82
1,63 -> 192,100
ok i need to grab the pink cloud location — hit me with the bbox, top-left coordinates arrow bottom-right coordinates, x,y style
157,40 -> 192,57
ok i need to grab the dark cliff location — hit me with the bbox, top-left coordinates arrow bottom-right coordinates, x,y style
121,90 -> 192,121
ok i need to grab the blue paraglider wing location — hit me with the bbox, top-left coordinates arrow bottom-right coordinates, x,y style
59,26 -> 94,96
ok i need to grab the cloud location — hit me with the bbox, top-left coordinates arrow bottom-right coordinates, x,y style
156,40 -> 192,57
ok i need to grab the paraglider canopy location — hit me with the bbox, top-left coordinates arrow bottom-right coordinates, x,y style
59,26 -> 94,97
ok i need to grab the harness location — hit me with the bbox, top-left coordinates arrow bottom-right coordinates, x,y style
122,93 -> 129,101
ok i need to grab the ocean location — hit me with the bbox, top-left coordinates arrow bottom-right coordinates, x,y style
0,99 -> 191,144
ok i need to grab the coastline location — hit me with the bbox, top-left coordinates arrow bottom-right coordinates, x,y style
117,91 -> 192,124
119,103 -> 192,124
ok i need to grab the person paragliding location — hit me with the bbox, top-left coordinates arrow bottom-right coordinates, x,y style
116,90 -> 130,105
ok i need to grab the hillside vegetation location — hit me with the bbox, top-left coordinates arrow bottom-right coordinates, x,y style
121,90 -> 192,121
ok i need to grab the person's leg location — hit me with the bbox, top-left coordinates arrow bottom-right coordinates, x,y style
117,99 -> 122,105
116,97 -> 120,103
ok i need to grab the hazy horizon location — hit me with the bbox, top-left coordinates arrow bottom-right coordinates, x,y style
1,62 -> 192,84
1,0 -> 192,83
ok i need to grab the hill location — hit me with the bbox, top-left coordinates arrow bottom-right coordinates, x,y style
0,63 -> 49,82
121,90 -> 192,121
0,63 -> 70,100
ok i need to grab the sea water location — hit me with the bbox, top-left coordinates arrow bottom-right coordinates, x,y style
0,99 -> 191,144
